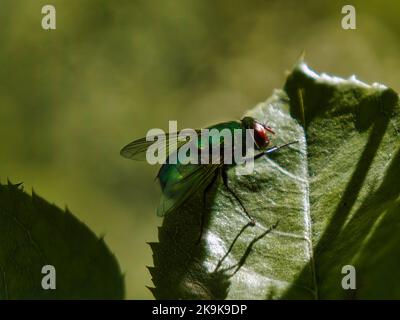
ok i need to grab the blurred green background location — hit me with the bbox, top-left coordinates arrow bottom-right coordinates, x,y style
1,0 -> 399,299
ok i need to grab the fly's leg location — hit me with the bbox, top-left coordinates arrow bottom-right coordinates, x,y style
222,167 -> 256,226
197,170 -> 219,244
253,141 -> 298,160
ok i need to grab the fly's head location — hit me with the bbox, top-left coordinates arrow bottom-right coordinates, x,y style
241,116 -> 275,150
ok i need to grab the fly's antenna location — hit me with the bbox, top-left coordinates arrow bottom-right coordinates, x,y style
251,140 -> 299,160
264,140 -> 298,155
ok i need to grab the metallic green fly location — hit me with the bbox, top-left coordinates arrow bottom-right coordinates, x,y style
120,116 -> 297,241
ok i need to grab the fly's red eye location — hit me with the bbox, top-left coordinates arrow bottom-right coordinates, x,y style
253,122 -> 269,149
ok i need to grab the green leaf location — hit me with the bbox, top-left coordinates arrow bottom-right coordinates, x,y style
150,61 -> 400,299
0,181 -> 124,299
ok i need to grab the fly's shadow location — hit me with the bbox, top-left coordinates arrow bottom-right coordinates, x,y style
149,178 -> 278,300
195,220 -> 278,299
213,220 -> 279,276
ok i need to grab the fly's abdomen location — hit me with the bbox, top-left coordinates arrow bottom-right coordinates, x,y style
158,162 -> 197,195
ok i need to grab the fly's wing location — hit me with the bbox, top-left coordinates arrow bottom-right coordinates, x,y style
120,130 -> 200,161
157,162 -> 223,217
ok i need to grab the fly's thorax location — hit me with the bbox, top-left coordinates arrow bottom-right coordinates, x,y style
196,121 -> 239,164
199,123 -> 254,165
157,161 -> 199,197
